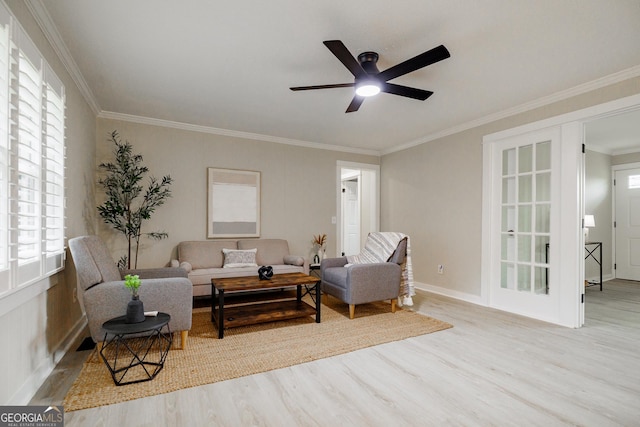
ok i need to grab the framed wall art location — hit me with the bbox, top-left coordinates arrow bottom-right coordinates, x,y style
207,168 -> 261,238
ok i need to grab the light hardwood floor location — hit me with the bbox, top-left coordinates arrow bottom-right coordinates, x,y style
33,280 -> 640,426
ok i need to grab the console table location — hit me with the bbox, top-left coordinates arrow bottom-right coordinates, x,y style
585,241 -> 603,291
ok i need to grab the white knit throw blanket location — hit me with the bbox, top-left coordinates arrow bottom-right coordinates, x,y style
347,232 -> 415,305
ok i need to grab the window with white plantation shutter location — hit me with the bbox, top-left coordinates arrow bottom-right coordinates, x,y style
43,65 -> 65,273
0,6 -> 9,292
0,2 -> 65,299
16,40 -> 43,284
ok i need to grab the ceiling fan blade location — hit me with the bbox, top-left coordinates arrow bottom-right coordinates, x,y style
323,40 -> 367,79
346,96 -> 364,113
377,45 -> 450,82
381,82 -> 433,100
290,83 -> 354,91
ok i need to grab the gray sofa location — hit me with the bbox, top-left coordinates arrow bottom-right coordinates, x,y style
172,239 -> 308,297
68,235 -> 193,348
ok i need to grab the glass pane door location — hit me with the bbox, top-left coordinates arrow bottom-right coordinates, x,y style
484,121 -> 584,327
500,141 -> 551,295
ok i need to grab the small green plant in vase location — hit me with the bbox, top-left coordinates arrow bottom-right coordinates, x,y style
124,274 -> 145,323
124,274 -> 141,297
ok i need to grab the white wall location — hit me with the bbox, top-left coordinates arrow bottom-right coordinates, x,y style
613,151 -> 640,165
381,76 -> 640,302
95,118 -> 380,267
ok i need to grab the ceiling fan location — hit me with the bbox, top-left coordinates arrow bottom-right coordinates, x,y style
290,40 -> 450,113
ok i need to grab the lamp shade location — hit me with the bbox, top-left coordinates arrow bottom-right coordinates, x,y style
584,215 -> 595,228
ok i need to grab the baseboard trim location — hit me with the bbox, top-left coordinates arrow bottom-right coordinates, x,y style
10,315 -> 87,405
586,273 -> 614,284
414,282 -> 487,306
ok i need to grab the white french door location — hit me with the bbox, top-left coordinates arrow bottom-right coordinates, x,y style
343,178 -> 361,256
614,167 -> 640,281
500,138 -> 552,293
483,124 -> 584,327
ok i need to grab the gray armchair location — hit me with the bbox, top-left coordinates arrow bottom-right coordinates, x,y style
321,238 -> 407,319
68,235 -> 193,349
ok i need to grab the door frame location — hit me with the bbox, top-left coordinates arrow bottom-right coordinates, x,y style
341,171 -> 361,256
336,161 -> 380,258
482,92 -> 640,328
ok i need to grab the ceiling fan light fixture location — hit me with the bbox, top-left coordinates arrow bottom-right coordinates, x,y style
355,81 -> 380,97
290,40 -> 450,112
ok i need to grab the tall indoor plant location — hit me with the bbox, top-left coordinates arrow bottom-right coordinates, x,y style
97,130 -> 173,269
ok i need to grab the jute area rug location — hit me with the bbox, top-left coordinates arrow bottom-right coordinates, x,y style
63,298 -> 452,412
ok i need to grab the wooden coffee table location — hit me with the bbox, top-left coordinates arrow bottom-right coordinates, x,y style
211,272 -> 321,338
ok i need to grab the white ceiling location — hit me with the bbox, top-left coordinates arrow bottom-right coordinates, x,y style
585,109 -> 640,155
33,0 -> 640,154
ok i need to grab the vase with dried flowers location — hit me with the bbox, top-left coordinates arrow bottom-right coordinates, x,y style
313,234 -> 327,264
124,274 -> 145,323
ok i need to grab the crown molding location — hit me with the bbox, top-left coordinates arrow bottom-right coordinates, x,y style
585,145 -> 612,155
25,0 -> 101,114
382,65 -> 640,155
97,111 -> 381,157
23,0 -> 640,157
611,146 -> 640,157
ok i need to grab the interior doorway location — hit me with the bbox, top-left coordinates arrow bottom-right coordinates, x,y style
585,109 -> 640,287
336,161 -> 379,257
341,170 -> 361,256
583,109 -> 640,329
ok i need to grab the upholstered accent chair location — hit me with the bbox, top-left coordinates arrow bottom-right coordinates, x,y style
68,235 -> 193,349
320,238 -> 407,319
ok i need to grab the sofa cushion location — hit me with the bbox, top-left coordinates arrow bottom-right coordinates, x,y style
222,248 -> 258,268
238,239 -> 289,265
84,235 -> 121,283
178,240 -> 237,269
284,254 -> 304,266
69,237 -> 102,291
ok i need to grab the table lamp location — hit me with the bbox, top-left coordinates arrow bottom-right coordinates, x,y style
584,215 -> 595,241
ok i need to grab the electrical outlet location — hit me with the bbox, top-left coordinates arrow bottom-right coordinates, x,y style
438,264 -> 444,274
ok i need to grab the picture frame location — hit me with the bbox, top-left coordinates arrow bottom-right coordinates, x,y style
207,168 -> 261,238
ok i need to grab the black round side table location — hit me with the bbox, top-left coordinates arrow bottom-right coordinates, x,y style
100,312 -> 172,386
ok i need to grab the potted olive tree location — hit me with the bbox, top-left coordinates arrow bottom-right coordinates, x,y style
97,131 -> 173,269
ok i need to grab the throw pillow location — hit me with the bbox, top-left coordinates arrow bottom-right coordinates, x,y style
222,248 -> 258,268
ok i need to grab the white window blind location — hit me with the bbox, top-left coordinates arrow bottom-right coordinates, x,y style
0,5 -> 9,292
43,65 -> 65,272
17,42 -> 43,284
0,2 -> 65,297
